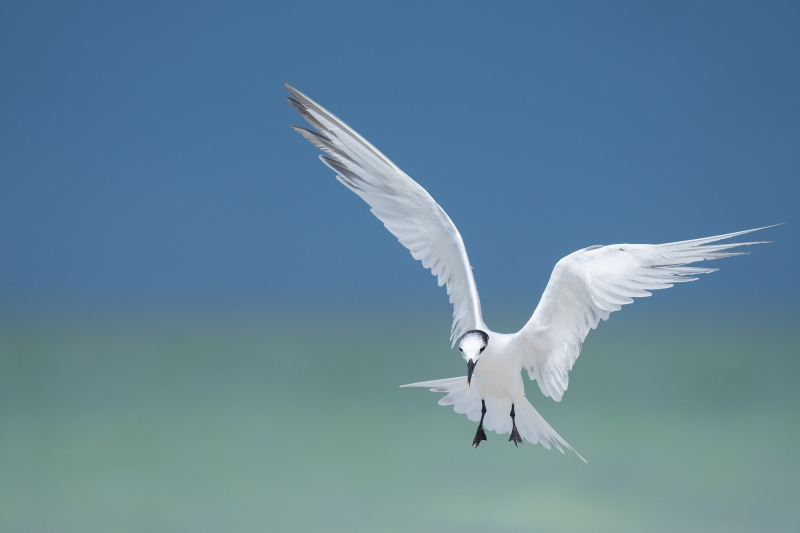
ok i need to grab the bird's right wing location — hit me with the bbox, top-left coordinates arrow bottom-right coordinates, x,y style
514,226 -> 775,401
286,84 -> 485,344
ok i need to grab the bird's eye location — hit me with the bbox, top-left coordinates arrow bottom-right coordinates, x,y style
459,347 -> 463,352
479,346 -> 485,353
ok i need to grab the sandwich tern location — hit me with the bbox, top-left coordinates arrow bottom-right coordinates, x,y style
286,83 -> 774,461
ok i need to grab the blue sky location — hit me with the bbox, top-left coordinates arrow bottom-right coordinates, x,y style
1,1 -> 797,319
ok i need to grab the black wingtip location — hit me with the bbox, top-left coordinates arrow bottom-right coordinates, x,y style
284,83 -> 314,108
292,125 -> 330,142
286,97 -> 305,112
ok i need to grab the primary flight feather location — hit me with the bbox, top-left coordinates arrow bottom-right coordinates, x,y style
286,83 -> 774,461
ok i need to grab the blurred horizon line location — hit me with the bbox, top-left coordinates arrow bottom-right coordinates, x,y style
0,297 -> 795,331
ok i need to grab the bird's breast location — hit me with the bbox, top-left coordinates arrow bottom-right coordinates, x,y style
474,354 -> 523,398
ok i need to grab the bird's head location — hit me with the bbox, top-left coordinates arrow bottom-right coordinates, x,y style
459,330 -> 488,391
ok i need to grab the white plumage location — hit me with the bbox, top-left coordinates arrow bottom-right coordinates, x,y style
287,83 -> 775,461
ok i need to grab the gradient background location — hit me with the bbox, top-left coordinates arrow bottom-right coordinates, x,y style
1,2 -> 799,532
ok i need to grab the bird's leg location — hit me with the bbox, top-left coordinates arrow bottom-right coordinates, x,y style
509,404 -> 522,447
472,399 -> 488,447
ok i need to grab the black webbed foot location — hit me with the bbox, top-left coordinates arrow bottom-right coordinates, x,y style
472,426 -> 488,447
509,404 -> 522,447
472,398 -> 489,448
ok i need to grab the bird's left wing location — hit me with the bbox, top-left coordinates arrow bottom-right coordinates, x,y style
513,226 -> 775,401
286,84 -> 484,344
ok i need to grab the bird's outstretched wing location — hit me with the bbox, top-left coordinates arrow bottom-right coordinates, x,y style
514,226 -> 776,401
286,84 -> 484,344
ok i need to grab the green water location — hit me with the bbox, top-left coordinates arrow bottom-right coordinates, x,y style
0,313 -> 798,532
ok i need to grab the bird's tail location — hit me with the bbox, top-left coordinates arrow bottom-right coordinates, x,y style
401,376 -> 483,423
512,394 -> 586,462
401,377 -> 586,462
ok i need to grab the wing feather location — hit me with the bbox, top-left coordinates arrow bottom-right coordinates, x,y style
515,225 -> 777,401
286,84 -> 484,343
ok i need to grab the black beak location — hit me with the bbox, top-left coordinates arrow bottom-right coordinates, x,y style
467,359 -> 476,387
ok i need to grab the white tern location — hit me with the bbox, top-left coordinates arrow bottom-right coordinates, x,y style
286,83 -> 775,461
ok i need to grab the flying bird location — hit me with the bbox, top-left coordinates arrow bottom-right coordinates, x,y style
286,83 -> 774,461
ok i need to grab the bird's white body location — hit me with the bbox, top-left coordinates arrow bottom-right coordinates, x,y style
286,83 -> 774,460
475,334 -> 521,400
467,334 -> 528,437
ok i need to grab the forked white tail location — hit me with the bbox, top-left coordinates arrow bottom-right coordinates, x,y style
402,376 -> 586,462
